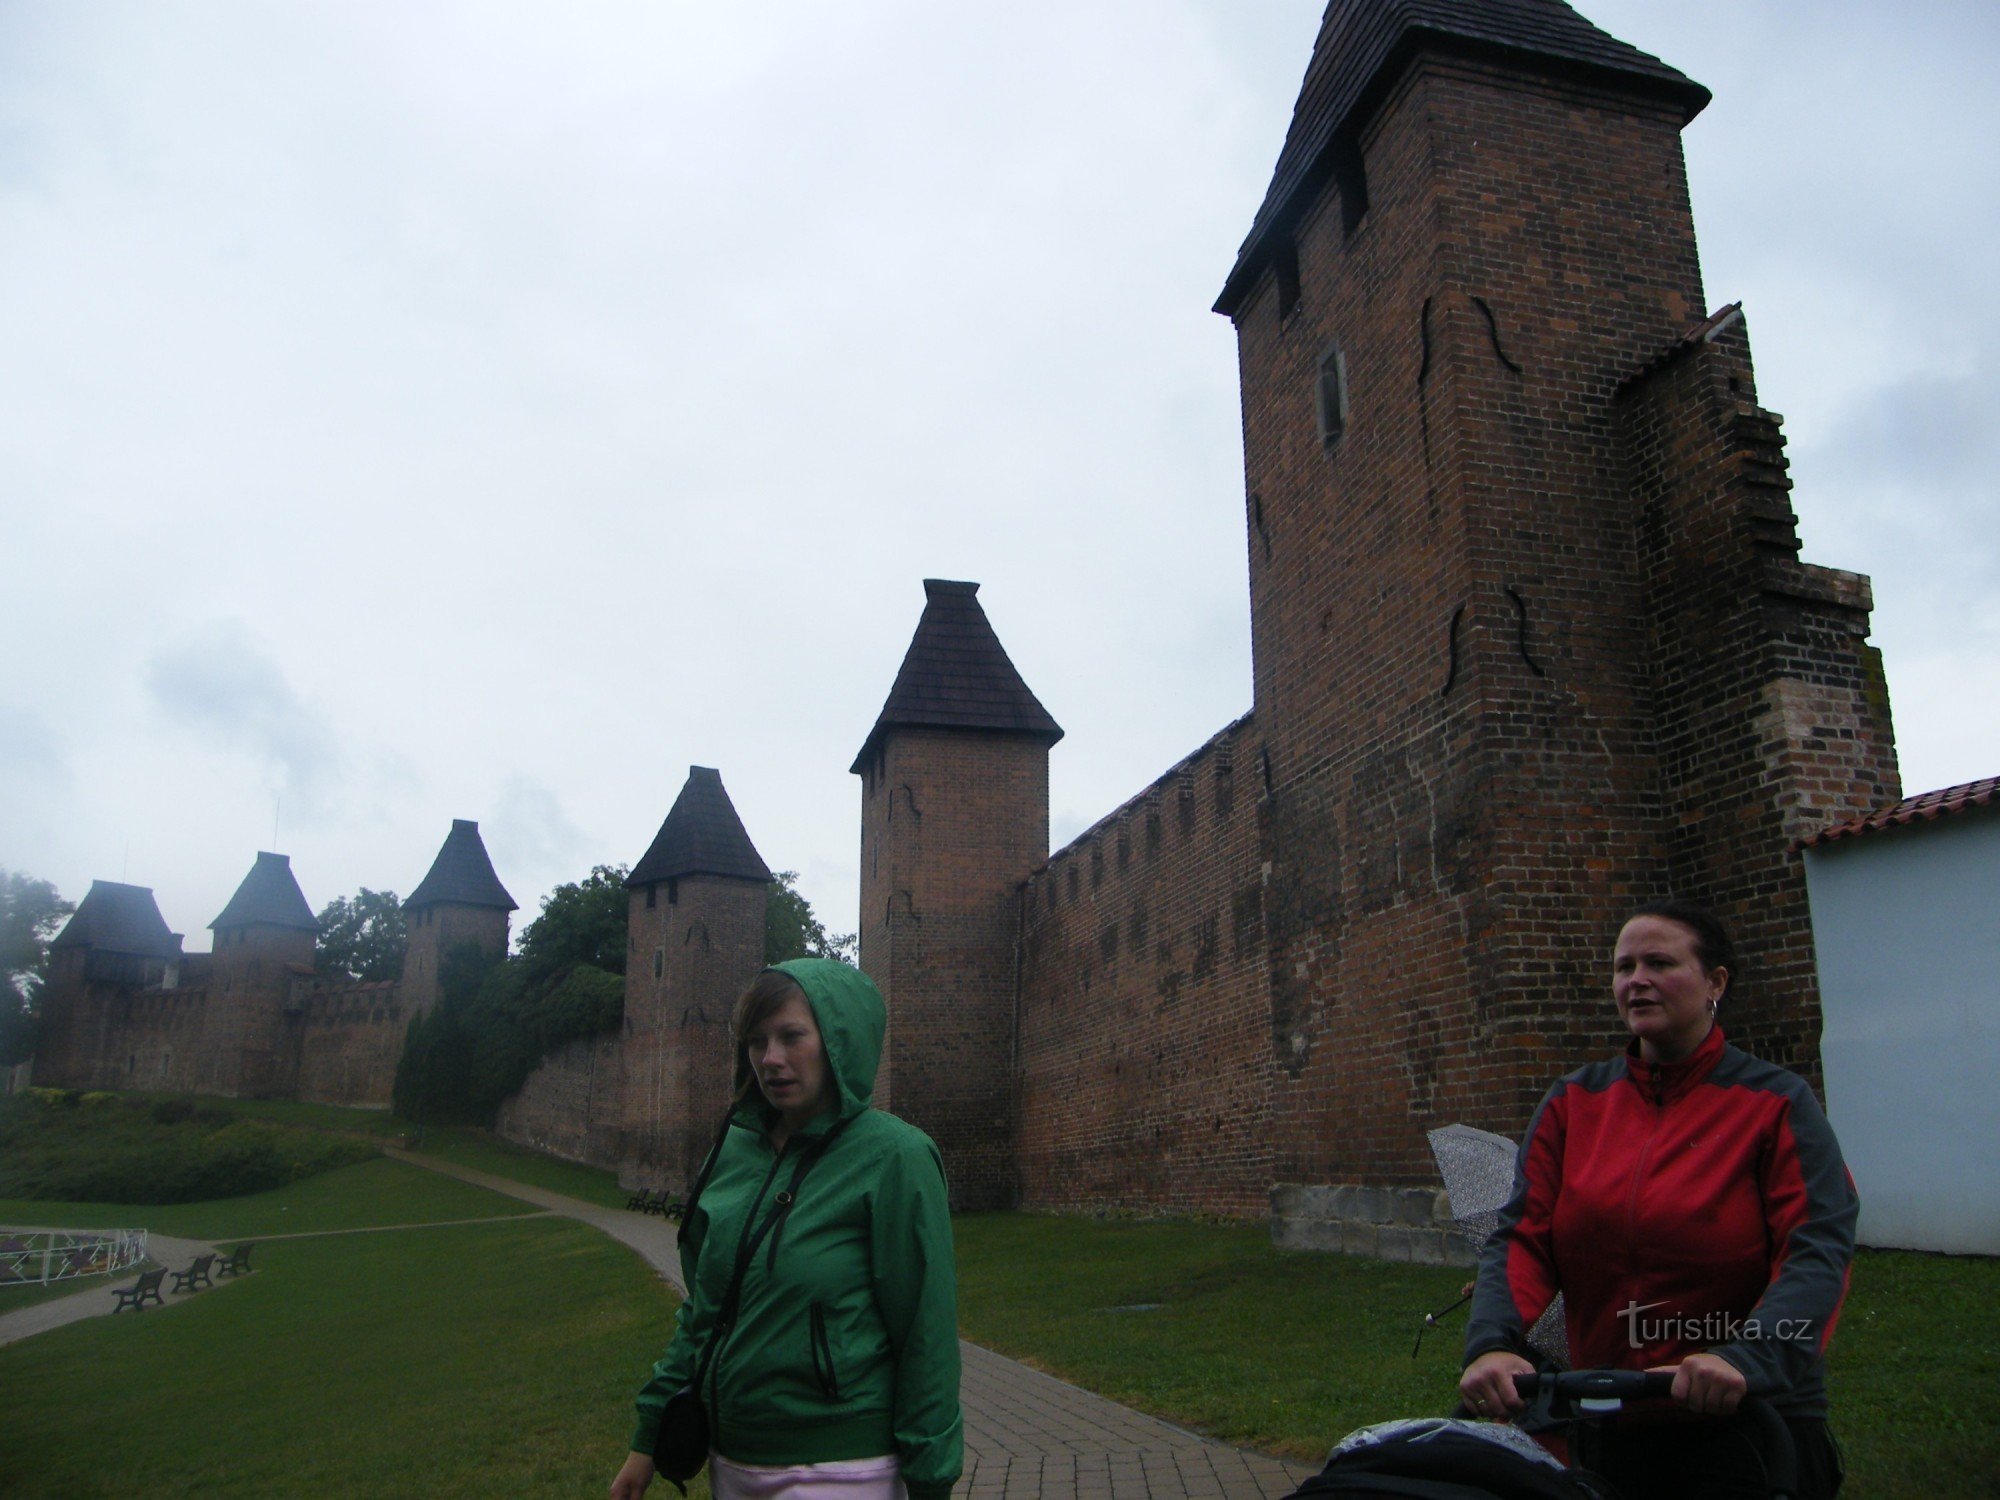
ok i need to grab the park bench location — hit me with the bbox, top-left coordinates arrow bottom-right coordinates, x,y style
113,1267 -> 166,1312
170,1254 -> 215,1294
629,1189 -> 681,1216
215,1242 -> 256,1277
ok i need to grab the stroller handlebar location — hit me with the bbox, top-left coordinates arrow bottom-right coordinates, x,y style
1510,1369 -> 1676,1401
1506,1369 -> 1800,1495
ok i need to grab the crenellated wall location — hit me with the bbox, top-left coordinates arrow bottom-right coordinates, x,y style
290,982 -> 406,1108
1016,716 -> 1274,1217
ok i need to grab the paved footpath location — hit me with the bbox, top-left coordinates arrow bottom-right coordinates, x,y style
0,1231 -> 220,1347
388,1149 -> 1313,1499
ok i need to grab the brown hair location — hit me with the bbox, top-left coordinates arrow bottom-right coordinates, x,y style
731,970 -> 807,1101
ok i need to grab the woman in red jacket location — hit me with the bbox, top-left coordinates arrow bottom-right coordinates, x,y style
1459,901 -> 1857,1499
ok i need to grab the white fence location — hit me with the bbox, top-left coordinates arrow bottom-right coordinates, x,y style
0,1228 -> 149,1286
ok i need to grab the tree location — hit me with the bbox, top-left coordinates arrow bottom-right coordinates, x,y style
1,871 -> 74,1066
765,871 -> 857,966
314,887 -> 407,982
517,864 -> 629,990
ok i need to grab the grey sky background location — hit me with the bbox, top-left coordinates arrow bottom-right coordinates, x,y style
3,2 -> 1993,950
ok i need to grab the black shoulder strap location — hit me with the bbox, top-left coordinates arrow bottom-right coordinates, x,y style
675,1110 -> 738,1250
691,1113 -> 855,1397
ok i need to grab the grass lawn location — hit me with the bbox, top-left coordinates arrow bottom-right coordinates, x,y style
399,1124 -> 631,1209
0,1156 -> 540,1241
955,1212 -> 1468,1460
0,1179 -> 690,1499
954,1214 -> 2000,1498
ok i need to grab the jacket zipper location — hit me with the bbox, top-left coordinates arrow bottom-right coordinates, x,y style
809,1302 -> 842,1400
706,1139 -> 790,1415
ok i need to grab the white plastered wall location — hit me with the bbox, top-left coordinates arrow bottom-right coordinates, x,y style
1804,802 -> 1999,1255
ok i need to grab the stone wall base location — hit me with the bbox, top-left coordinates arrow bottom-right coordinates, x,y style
1270,1182 -> 1477,1267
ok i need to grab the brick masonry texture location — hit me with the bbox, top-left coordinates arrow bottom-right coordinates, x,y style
36,10 -> 1903,1248
856,28 -> 1897,1238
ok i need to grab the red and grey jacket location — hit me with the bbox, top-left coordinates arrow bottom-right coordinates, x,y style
1464,1026 -> 1858,1416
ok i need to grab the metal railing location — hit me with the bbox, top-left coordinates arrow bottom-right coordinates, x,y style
0,1228 -> 149,1286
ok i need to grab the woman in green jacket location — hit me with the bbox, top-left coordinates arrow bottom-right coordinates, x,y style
611,959 -> 962,1500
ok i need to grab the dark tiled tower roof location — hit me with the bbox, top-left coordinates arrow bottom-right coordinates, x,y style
629,767 -> 771,886
405,819 -> 517,911
51,881 -> 179,956
209,852 -> 319,933
850,579 -> 1064,773
1215,0 -> 1711,315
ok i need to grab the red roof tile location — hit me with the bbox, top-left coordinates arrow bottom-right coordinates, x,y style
1800,776 -> 2000,848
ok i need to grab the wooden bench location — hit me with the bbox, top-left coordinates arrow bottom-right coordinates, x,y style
170,1254 -> 215,1294
215,1242 -> 256,1277
113,1267 -> 166,1312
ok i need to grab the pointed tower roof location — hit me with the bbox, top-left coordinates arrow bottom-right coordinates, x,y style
1215,0 -> 1710,315
628,766 -> 772,886
51,880 -> 179,957
850,579 -> 1064,773
209,851 -> 319,933
405,819 -> 517,911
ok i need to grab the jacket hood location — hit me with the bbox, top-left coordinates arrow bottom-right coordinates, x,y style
735,958 -> 883,1124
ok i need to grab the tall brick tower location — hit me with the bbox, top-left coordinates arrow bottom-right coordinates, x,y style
622,766 -> 771,1189
208,851 -> 319,1096
399,819 -> 516,1014
1210,1 -> 1898,1212
36,881 -> 182,1089
854,579 -> 1062,1209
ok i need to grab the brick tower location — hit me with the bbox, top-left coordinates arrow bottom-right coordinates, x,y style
622,766 -> 770,1189
207,851 -> 319,1096
399,819 -> 516,1014
854,579 -> 1062,1209
36,881 -> 183,1089
1211,0 -> 1899,1214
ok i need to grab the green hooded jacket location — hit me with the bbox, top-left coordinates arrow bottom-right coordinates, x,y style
630,959 -> 962,1500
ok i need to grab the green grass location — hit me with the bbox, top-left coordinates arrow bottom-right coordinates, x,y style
0,1217 -> 690,1499
0,1156 -> 540,1241
1828,1249 -> 2000,1499
955,1212 -> 1467,1460
955,1214 -> 2000,1498
398,1124 -> 630,1209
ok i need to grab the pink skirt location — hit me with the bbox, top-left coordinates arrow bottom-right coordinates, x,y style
708,1452 -> 905,1500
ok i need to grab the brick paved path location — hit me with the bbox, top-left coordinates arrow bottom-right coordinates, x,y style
389,1149 -> 1315,1499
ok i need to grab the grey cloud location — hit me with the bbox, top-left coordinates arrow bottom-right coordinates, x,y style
143,623 -> 337,807
488,774 -> 592,902
1813,370 -> 2000,491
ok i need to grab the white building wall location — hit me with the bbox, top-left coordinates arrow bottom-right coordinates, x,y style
1804,804 -> 1999,1255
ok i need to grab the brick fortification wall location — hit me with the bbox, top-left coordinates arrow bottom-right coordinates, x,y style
1618,329 -> 1900,1081
495,1029 -> 627,1165
290,983 -> 406,1107
1017,717 -> 1272,1216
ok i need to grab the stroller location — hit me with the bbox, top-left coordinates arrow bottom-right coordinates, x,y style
1284,1370 -> 1801,1500
1282,1127 -> 1802,1499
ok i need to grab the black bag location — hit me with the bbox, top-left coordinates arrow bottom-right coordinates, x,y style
651,1382 -> 711,1489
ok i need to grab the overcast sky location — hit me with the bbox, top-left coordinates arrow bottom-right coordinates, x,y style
4,1 -> 1992,950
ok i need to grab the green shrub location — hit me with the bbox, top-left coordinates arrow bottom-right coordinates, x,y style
395,945 -> 624,1128
0,1093 -> 376,1203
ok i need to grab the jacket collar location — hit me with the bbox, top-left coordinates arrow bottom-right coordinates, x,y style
1625,1021 -> 1726,1105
